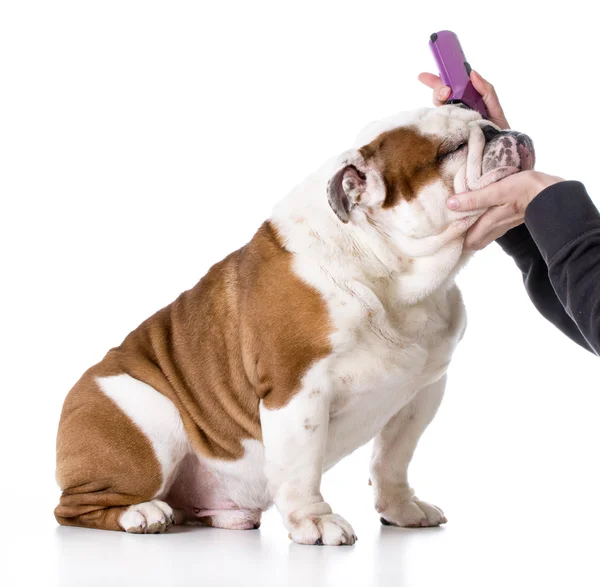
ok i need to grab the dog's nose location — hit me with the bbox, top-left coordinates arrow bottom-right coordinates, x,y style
516,132 -> 534,150
481,125 -> 501,143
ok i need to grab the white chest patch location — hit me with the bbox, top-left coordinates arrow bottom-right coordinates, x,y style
322,283 -> 465,467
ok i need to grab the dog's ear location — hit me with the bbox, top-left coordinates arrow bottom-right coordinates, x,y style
327,164 -> 366,223
327,151 -> 385,223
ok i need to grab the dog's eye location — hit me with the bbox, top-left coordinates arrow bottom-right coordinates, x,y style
438,141 -> 467,161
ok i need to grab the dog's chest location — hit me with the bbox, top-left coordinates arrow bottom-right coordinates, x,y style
323,283 -> 465,462
332,280 -> 463,381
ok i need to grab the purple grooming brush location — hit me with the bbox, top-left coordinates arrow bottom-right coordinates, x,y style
429,31 -> 487,118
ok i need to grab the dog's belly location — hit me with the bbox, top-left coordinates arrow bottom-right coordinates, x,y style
164,440 -> 271,524
164,455 -> 227,517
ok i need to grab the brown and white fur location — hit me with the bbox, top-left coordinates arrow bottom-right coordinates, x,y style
55,105 -> 534,545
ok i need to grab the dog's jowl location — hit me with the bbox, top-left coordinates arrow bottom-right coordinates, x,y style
55,105 -> 534,545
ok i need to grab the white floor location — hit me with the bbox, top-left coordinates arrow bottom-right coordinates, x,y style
10,422 -> 600,587
41,505 -> 599,587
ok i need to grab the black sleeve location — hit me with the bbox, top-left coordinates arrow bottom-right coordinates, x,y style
496,223 -> 593,352
496,180 -> 600,355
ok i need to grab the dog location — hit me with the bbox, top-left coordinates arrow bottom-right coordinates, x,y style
55,104 -> 534,545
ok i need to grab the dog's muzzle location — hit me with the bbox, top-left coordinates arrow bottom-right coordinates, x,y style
481,125 -> 536,173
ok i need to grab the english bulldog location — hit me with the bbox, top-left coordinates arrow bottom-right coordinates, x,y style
55,104 -> 534,545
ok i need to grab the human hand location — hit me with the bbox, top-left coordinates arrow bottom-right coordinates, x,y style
447,170 -> 564,251
418,70 -> 510,130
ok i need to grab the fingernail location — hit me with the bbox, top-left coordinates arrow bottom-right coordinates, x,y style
439,87 -> 451,100
447,197 -> 459,210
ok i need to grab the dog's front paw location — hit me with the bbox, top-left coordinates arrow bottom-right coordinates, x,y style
379,499 -> 447,528
288,513 -> 357,546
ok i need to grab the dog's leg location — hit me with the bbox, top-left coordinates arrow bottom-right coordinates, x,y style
370,375 -> 447,528
260,380 -> 356,546
55,372 -> 189,533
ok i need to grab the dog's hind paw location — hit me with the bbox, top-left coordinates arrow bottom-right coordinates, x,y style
119,500 -> 175,534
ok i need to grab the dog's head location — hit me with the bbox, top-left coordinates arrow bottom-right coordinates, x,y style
327,105 -> 535,256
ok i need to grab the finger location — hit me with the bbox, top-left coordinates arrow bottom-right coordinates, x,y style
445,214 -> 479,241
418,72 -> 451,106
463,210 -> 519,251
465,225 -> 507,251
463,206 -> 507,249
470,71 -> 501,112
463,213 -> 500,250
470,70 -> 510,129
418,72 -> 444,89
447,184 -> 502,212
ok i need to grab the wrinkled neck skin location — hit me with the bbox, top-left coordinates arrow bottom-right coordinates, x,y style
271,160 -> 481,306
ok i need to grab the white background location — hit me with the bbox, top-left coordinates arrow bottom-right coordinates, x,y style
1,1 -> 599,586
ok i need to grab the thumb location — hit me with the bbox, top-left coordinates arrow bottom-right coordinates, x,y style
447,183 -> 500,212
418,72 -> 452,106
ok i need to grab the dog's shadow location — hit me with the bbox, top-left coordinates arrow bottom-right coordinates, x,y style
53,522 -> 443,586
54,524 -> 264,586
